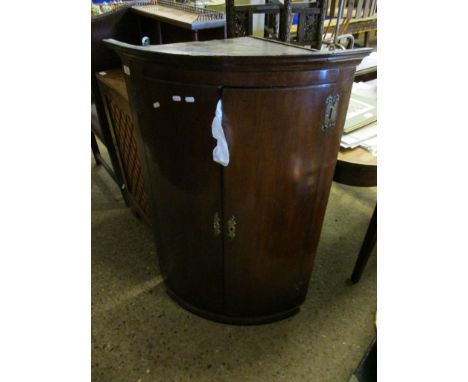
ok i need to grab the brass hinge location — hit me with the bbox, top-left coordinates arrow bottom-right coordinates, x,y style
213,212 -> 221,236
227,216 -> 237,240
321,94 -> 340,132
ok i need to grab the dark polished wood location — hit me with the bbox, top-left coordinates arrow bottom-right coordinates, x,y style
105,37 -> 371,324
222,83 -> 350,317
140,79 -> 224,312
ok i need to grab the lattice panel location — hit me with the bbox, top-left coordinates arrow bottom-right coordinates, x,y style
106,96 -> 150,216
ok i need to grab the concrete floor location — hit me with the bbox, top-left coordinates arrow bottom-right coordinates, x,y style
92,147 -> 377,382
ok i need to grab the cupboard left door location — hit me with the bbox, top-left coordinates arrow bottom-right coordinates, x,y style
135,78 -> 224,313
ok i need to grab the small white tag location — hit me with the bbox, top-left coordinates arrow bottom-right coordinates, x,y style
123,65 -> 131,75
98,71 -> 107,76
153,102 -> 160,109
185,96 -> 195,103
172,95 -> 181,102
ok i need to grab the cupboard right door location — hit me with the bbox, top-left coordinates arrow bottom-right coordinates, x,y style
222,84 -> 346,317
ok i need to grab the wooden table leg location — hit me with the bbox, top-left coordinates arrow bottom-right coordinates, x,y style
91,132 -> 101,165
351,204 -> 377,283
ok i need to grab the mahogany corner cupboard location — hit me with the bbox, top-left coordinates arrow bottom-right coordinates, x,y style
105,37 -> 371,324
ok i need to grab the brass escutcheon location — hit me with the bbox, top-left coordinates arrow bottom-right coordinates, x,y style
227,216 -> 236,239
213,212 -> 221,236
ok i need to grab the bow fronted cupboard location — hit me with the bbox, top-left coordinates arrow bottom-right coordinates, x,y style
105,37 -> 371,324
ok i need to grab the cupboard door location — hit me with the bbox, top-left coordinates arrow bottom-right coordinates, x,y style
222,85 -> 345,317
137,79 -> 224,312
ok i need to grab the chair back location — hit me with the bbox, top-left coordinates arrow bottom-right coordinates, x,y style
225,0 -> 326,49
324,0 -> 377,38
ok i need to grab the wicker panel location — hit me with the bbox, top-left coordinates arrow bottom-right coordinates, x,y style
105,95 -> 150,217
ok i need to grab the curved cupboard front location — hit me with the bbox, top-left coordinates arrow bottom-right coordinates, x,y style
105,37 -> 371,324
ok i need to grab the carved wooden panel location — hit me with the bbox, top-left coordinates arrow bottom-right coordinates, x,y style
105,95 -> 150,219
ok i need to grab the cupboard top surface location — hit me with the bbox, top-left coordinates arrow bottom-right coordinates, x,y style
104,37 -> 372,68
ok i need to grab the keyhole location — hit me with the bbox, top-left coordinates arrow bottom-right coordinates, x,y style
329,106 -> 334,120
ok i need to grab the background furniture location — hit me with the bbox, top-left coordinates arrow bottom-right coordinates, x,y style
92,105 -> 116,182
132,0 -> 226,43
105,36 -> 371,324
223,0 -> 282,39
351,204 -> 376,283
334,65 -> 377,283
92,2 -> 142,201
349,336 -> 377,381
281,0 -> 327,46
324,0 -> 377,47
354,60 -> 376,82
334,147 -> 377,283
96,69 -> 151,225
92,1 -> 225,216
223,0 -> 327,48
